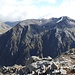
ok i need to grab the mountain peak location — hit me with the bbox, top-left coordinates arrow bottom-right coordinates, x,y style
60,16 -> 70,19
56,16 -> 71,23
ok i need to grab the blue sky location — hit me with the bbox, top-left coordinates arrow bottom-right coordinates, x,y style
36,0 -> 63,7
0,0 -> 75,21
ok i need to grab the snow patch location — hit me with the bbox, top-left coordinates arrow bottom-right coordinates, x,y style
56,17 -> 63,23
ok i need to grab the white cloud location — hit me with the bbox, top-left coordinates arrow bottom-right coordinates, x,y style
0,0 -> 75,22
36,0 -> 56,4
43,0 -> 75,19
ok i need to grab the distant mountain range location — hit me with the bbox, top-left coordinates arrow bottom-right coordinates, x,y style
5,21 -> 19,27
0,16 -> 75,66
0,21 -> 11,34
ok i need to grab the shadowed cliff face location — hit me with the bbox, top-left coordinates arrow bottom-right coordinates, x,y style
0,16 -> 75,66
